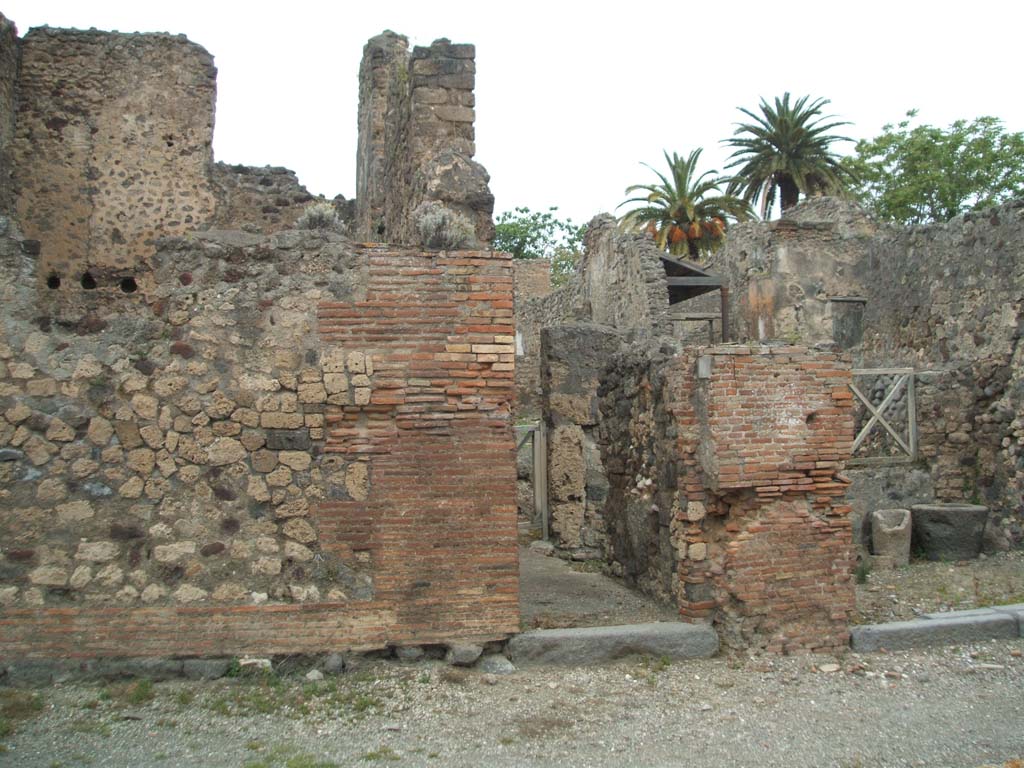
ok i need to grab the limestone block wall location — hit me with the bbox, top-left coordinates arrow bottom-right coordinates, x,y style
354,33 -> 494,247
0,13 -> 17,215
0,224 -> 518,660
12,26 -> 218,286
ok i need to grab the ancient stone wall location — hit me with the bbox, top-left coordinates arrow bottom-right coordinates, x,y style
210,164 -> 319,234
12,26 -> 218,285
541,323 -> 625,561
709,198 -> 1024,548
666,344 -> 856,652
0,222 -> 518,659
354,33 -> 494,247
0,14 -> 17,215
516,215 -> 671,413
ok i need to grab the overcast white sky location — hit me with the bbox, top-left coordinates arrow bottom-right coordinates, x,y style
5,1 -> 1024,225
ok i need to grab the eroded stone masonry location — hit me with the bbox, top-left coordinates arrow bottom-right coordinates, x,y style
0,12 -> 516,662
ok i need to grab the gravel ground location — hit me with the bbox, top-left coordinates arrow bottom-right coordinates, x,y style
855,551 -> 1024,624
3,639 -> 1023,768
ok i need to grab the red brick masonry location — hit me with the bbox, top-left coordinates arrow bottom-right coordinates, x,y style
672,345 -> 856,653
0,248 -> 519,660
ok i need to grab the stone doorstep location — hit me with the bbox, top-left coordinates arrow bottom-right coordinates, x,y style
506,622 -> 719,666
850,608 -> 1021,652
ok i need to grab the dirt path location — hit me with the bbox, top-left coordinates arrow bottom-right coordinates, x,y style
3,639 -> 1023,768
518,546 -> 678,630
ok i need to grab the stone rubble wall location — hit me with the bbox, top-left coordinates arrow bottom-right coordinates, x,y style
544,337 -> 857,652
12,26 -> 218,284
210,163 -> 326,234
354,33 -> 494,247
0,220 -> 518,659
0,13 -> 17,215
707,197 -> 1024,548
516,215 -> 671,414
667,344 -> 856,652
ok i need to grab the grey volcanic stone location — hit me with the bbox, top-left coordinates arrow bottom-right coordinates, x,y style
322,653 -> 347,674
395,646 -> 425,662
911,503 -> 989,561
446,644 -> 483,666
507,622 -> 718,666
851,611 -> 1018,651
477,654 -> 516,675
992,603 -> 1024,637
182,658 -> 231,680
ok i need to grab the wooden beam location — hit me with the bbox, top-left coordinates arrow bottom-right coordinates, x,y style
721,285 -> 730,342
666,276 -> 723,288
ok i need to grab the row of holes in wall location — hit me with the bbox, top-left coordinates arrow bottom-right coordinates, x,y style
47,273 -> 137,293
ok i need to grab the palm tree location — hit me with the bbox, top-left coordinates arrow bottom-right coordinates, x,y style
617,149 -> 754,260
724,93 -> 857,217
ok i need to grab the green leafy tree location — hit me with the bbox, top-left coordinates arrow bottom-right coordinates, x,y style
724,93 -> 857,217
617,148 -> 753,260
843,111 -> 1024,224
493,206 -> 585,286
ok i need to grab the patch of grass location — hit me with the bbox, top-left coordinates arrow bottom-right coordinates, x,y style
568,559 -> 606,574
362,746 -> 400,762
285,755 -> 341,768
176,690 -> 194,708
1,689 -> 45,719
125,678 -> 155,705
0,689 -> 45,738
69,718 -> 112,737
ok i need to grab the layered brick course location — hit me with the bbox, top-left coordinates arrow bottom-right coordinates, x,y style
672,345 -> 856,652
0,234 -> 518,660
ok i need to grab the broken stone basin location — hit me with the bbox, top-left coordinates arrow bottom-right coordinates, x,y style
871,508 -> 911,568
911,503 -> 989,561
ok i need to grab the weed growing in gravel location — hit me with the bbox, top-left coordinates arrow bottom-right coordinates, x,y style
243,741 -> 340,768
69,717 -> 112,737
854,559 -> 872,584
0,689 -> 45,740
362,746 -> 400,762
125,678 -> 155,705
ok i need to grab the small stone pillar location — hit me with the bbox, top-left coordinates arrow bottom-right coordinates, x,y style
870,508 -> 911,569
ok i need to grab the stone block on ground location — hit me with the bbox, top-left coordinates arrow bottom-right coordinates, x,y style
850,611 -> 1018,651
911,503 -> 989,561
507,622 -> 718,666
182,659 -> 232,680
991,603 -> 1024,637
446,644 -> 483,666
477,654 -> 516,675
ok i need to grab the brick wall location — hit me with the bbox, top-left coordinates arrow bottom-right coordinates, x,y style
0,229 -> 518,660
672,345 -> 856,653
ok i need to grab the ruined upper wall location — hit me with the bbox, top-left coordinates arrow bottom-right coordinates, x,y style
12,26 -> 217,284
0,13 -> 18,215
515,215 -> 671,413
355,33 -> 494,246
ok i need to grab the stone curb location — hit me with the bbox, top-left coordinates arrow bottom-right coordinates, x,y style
851,605 -> 1023,652
507,621 -> 719,666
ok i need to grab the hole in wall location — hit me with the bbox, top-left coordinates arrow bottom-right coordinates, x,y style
46,274 -> 61,289
806,412 -> 817,425
80,272 -> 97,289
119,276 -> 138,293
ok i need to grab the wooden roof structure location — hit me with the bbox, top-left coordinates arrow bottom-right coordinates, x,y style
659,254 -> 730,341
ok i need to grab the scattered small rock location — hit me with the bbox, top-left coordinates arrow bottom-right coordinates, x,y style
305,669 -> 324,682
477,655 -> 516,675
819,663 -> 841,674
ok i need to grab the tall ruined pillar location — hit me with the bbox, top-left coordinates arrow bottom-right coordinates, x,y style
354,32 -> 494,247
354,31 -> 409,241
0,14 -> 19,216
